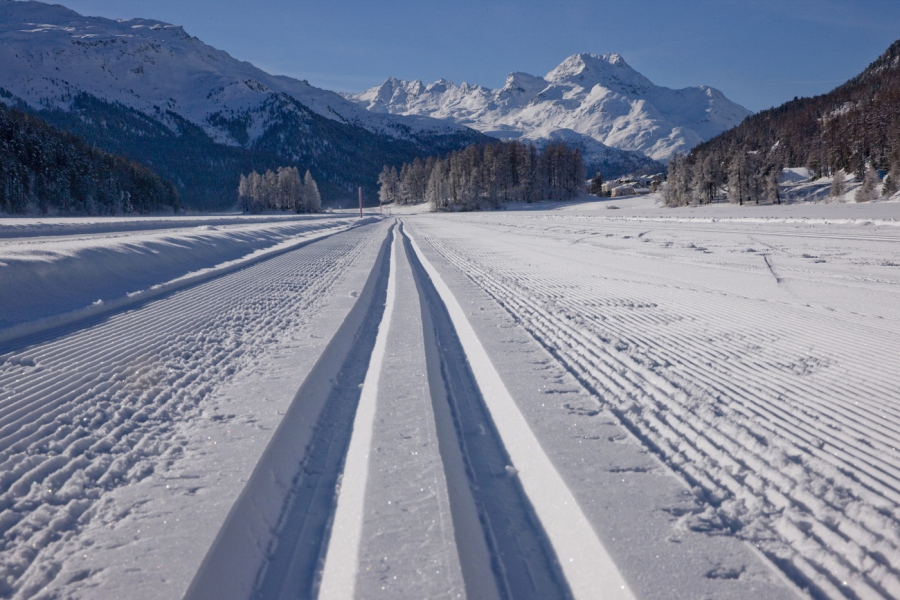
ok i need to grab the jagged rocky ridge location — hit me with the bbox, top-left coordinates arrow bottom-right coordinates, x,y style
347,53 -> 751,171
0,1 -> 488,208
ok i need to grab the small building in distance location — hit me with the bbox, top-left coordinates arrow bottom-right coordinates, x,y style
611,185 -> 636,197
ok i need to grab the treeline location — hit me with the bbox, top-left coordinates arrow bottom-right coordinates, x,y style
666,38 -> 900,206
27,90 -> 486,211
665,151 -> 784,206
379,141 -> 585,210
0,102 -> 180,215
238,167 -> 321,213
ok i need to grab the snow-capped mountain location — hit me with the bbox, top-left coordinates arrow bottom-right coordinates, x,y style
0,1 -> 487,208
349,53 -> 752,161
0,0 -> 473,145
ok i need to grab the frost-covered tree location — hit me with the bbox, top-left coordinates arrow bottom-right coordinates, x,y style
378,165 -> 399,205
855,164 -> 879,202
277,167 -> 302,211
303,170 -> 321,212
691,154 -> 722,204
883,161 -> 900,198
830,169 -> 846,200
238,166 -> 319,213
664,153 -> 691,206
408,140 -> 582,211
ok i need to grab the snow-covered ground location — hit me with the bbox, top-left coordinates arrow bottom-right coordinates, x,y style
1,200 -> 899,599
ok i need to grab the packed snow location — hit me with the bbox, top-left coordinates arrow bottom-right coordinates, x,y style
1,198 -> 899,599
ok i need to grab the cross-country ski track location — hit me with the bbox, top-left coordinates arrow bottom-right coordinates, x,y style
2,199 -> 899,599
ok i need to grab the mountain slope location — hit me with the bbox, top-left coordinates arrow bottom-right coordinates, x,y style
668,38 -> 900,205
348,53 -> 751,163
0,101 -> 180,214
0,1 -> 487,208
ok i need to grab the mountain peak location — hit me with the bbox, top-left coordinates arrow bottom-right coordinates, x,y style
545,52 -> 652,94
343,52 -> 752,162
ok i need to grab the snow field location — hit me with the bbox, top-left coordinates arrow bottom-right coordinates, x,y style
0,215 -> 370,336
3,202 -> 897,599
0,219 -> 391,599
406,208 -> 900,599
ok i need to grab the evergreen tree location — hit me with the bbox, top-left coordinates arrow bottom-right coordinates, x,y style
589,172 -> 604,196
0,102 -> 179,215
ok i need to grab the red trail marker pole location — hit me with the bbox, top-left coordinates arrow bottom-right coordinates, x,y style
358,187 -> 363,218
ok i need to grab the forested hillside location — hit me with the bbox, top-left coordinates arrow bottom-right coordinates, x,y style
0,101 -> 180,215
14,91 -> 484,211
666,39 -> 900,205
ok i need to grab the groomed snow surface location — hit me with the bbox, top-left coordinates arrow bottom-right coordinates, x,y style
1,197 -> 899,599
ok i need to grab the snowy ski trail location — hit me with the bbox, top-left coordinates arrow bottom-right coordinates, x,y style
405,225 -> 634,600
318,228 -> 400,600
5,202 -> 897,599
345,224 -> 467,599
317,222 -> 596,599
405,209 -> 900,600
0,219 -> 391,599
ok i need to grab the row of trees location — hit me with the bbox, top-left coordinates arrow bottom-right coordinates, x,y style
664,150 -> 784,206
238,167 -> 321,213
666,39 -> 900,206
379,141 -> 585,211
0,102 -> 180,215
666,148 -> 898,207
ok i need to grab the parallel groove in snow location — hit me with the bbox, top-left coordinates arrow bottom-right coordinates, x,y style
318,228 -> 398,599
412,214 -> 900,600
406,228 -> 636,600
0,227 -> 378,598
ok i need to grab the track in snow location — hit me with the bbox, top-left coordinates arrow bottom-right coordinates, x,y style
408,212 -> 900,600
402,224 -> 576,599
197,220 -> 620,599
0,221 -> 385,598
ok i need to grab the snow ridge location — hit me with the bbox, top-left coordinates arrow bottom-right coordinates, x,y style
0,0 -> 471,147
348,52 -> 752,161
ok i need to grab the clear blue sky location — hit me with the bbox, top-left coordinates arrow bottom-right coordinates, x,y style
56,0 -> 900,112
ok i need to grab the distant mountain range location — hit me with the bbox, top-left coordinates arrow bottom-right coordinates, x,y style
347,53 -> 752,168
0,0 -> 487,208
0,1 -> 756,210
